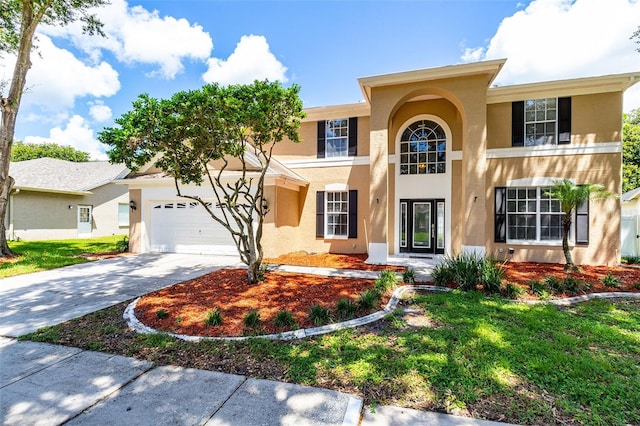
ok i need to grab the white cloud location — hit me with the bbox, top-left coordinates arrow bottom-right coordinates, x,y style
203,35 -> 288,85
41,0 -> 213,79
88,101 -> 112,122
462,0 -> 640,111
1,34 -> 120,111
24,115 -> 107,160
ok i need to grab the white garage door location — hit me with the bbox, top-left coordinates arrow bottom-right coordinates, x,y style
150,201 -> 238,255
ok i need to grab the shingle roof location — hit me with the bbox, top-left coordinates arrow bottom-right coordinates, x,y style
622,187 -> 640,202
9,158 -> 129,193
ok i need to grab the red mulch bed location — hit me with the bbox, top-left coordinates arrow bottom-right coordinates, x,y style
136,268 -> 383,338
502,262 -> 640,296
264,251 -> 406,272
134,253 -> 640,338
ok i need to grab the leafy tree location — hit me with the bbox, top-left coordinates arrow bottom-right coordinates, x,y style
547,179 -> 614,272
99,81 -> 305,284
0,0 -> 107,256
623,109 -> 640,193
632,25 -> 640,52
11,141 -> 90,162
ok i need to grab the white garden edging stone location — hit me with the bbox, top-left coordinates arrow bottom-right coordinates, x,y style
123,286 -> 640,342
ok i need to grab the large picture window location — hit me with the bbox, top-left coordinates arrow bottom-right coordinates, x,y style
399,120 -> 446,175
506,187 -> 563,242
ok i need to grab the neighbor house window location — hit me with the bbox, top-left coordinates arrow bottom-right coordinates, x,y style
512,97 -> 571,146
317,118 -> 358,158
316,190 -> 358,239
118,203 -> 129,227
399,120 -> 446,175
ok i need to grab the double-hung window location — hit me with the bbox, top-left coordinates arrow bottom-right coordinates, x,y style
316,189 -> 358,239
326,191 -> 348,237
512,97 -> 571,146
525,98 -> 557,146
326,119 -> 349,158
317,117 -> 358,158
505,187 -> 563,241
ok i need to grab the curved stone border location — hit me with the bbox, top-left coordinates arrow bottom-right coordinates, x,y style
123,286 -> 640,342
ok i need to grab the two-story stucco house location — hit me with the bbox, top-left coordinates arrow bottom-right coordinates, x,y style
123,59 -> 640,266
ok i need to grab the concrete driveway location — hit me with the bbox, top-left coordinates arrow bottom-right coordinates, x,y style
0,253 -> 243,337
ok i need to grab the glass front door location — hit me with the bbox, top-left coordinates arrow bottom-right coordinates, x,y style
400,199 -> 445,254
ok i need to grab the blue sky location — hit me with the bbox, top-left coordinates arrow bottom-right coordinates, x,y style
2,0 -> 639,159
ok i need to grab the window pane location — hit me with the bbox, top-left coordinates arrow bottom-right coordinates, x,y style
399,120 -> 446,175
118,203 -> 129,226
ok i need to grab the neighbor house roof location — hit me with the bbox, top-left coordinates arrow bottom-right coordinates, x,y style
9,158 -> 129,196
622,187 -> 640,202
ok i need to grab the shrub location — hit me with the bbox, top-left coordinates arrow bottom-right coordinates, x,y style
402,268 -> 415,284
243,310 -> 261,329
633,282 -> 640,290
309,304 -> 331,326
501,282 -> 525,299
433,253 -> 504,293
374,270 -> 398,295
480,258 -> 505,294
544,276 -> 565,293
529,279 -> 547,296
358,289 -> 380,310
602,273 -> 621,289
115,236 -> 129,252
622,255 -> 640,265
204,309 -> 222,327
274,310 -> 297,328
156,309 -> 169,320
336,298 -> 358,319
563,277 -> 590,295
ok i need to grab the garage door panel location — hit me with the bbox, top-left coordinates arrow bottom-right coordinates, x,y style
150,201 -> 239,255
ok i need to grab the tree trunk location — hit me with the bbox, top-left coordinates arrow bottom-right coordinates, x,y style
0,176 -> 15,256
0,1 -> 38,257
562,213 -> 578,272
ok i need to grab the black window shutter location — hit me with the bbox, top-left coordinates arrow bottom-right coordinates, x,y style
348,190 -> 357,238
575,197 -> 589,245
348,117 -> 358,157
512,101 -> 525,147
557,97 -> 571,145
495,187 -> 507,243
316,191 -> 325,238
317,121 -> 326,159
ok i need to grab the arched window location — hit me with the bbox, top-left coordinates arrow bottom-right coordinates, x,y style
399,120 -> 446,175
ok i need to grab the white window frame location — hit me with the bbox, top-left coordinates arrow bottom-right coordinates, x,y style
325,119 -> 349,158
506,186 -> 567,244
524,98 -> 557,146
118,203 -> 130,227
325,191 -> 349,238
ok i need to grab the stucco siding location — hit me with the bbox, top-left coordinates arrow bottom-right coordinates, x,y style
484,153 -> 621,265
8,183 -> 128,241
262,164 -> 370,257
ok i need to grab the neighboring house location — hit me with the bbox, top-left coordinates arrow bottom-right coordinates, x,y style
123,59 -> 640,266
5,158 -> 130,240
622,187 -> 640,257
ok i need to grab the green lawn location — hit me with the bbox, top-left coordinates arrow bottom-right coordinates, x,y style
1,235 -> 124,278
23,291 -> 640,425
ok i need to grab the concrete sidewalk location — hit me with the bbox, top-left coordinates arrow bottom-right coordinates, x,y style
0,253 -> 515,426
